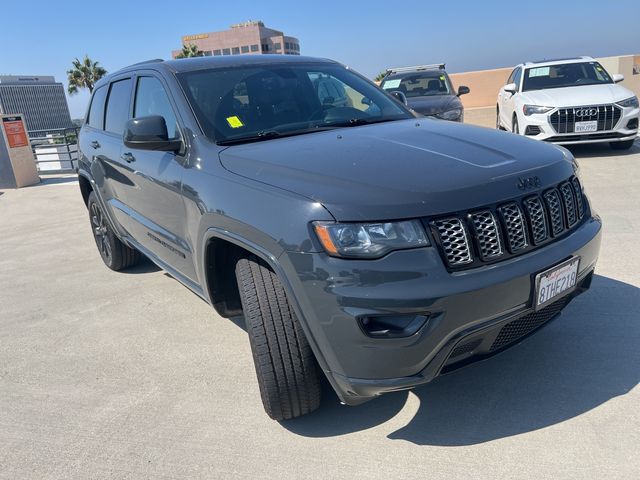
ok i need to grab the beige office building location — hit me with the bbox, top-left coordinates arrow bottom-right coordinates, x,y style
172,20 -> 300,59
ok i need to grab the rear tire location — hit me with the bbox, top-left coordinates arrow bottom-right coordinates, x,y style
87,192 -> 141,271
609,139 -> 635,151
235,255 -> 321,420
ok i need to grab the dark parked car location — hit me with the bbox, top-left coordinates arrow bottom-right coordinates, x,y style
380,64 -> 470,121
77,55 -> 601,420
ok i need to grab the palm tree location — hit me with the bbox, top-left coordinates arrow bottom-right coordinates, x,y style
67,55 -> 107,94
374,71 -> 388,83
175,43 -> 204,59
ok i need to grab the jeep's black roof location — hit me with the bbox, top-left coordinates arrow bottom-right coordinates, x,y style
95,55 -> 339,89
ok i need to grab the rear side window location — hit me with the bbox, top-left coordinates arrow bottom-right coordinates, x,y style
133,77 -> 179,140
104,78 -> 133,135
87,85 -> 108,129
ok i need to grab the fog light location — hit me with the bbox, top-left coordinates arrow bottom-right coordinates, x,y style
359,313 -> 429,338
627,118 -> 638,130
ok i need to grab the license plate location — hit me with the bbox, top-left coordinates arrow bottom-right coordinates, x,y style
574,121 -> 598,133
535,257 -> 580,309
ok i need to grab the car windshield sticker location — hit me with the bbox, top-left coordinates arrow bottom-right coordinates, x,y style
382,79 -> 401,89
529,67 -> 550,77
226,116 -> 244,128
440,75 -> 446,81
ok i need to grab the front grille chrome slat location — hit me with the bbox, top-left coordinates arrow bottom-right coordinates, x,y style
433,218 -> 473,266
469,210 -> 503,260
432,176 -> 586,269
497,203 -> 528,252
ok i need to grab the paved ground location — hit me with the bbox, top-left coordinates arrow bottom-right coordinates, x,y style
1,141 -> 639,479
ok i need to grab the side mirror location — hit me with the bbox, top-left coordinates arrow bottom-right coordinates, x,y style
457,85 -> 470,96
389,90 -> 408,105
503,83 -> 517,95
612,73 -> 624,83
123,116 -> 181,152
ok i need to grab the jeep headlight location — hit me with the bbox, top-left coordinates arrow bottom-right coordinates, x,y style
435,108 -> 462,121
616,96 -> 639,109
523,105 -> 554,116
313,220 -> 429,258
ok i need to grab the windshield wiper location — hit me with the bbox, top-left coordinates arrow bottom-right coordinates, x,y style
323,117 -> 400,128
217,125 -> 343,146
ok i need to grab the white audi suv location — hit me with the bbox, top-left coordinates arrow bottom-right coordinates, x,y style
497,57 -> 638,150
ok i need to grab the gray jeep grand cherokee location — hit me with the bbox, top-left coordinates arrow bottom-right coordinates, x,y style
77,55 -> 601,420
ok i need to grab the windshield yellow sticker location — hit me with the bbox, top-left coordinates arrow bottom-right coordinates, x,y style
440,75 -> 446,81
226,116 -> 244,128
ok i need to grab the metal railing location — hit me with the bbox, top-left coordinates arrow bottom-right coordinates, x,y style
29,127 -> 79,173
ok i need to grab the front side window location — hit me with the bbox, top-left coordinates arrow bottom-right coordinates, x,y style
381,71 -> 452,98
523,62 -> 613,91
178,62 -> 412,144
87,85 -> 108,129
513,67 -> 522,91
104,78 -> 133,135
134,76 -> 179,140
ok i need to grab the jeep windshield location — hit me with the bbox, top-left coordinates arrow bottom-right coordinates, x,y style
381,71 -> 452,98
522,61 -> 613,92
177,62 -> 412,145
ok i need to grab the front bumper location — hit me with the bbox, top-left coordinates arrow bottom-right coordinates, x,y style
278,215 -> 602,405
521,106 -> 639,145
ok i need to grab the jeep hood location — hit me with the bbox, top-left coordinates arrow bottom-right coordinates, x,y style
521,83 -> 634,107
219,118 -> 574,221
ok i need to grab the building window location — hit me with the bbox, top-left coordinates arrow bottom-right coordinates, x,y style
223,48 -> 231,55
251,44 -> 259,52
203,50 -> 212,56
213,49 -> 222,56
285,42 -> 290,49
241,45 -> 249,53
262,44 -> 269,52
232,47 -> 240,55
274,42 -> 281,50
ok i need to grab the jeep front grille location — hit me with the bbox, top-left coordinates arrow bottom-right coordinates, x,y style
431,176 -> 586,269
549,104 -> 622,134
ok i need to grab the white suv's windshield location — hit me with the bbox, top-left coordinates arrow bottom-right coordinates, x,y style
177,62 -> 412,144
522,61 -> 613,92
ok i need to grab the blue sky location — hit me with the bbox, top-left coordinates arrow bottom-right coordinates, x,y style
2,0 -> 637,118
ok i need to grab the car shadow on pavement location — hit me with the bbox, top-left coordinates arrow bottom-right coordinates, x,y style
568,138 -> 639,158
123,256 -> 161,274
283,275 -> 640,445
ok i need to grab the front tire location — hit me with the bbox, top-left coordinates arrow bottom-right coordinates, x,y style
235,255 -> 321,420
512,115 -> 520,134
87,192 -> 141,271
496,106 -> 502,130
609,139 -> 635,151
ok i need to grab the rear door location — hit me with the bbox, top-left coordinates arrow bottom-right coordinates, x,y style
120,72 -> 195,281
84,77 -> 136,232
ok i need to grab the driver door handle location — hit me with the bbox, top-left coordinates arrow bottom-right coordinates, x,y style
121,152 -> 136,163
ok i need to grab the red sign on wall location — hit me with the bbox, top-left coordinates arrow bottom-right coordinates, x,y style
2,116 -> 29,148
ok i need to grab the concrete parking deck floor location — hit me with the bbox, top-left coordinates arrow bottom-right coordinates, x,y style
1,143 -> 639,479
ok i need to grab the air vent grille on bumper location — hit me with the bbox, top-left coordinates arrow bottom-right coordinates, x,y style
549,104 -> 622,134
430,176 -> 586,269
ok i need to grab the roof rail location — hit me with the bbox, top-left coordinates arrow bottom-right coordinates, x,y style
129,58 -> 165,67
386,63 -> 445,75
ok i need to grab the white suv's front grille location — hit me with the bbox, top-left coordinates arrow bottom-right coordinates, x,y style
549,104 -> 622,134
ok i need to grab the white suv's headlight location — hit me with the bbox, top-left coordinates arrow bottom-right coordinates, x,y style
313,220 -> 430,258
523,105 -> 554,116
616,96 -> 639,109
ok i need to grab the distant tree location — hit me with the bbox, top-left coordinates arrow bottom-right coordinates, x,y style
175,43 -> 204,59
374,71 -> 388,82
67,55 -> 107,94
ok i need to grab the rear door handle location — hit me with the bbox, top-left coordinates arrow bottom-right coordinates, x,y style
90,140 -> 100,149
121,152 -> 136,163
